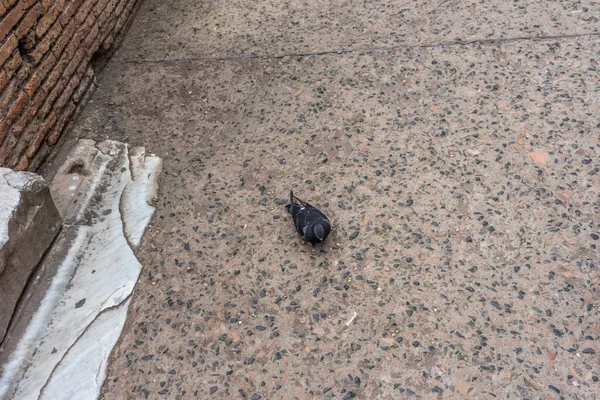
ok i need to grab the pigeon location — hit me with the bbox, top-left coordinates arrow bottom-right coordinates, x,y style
285,191 -> 332,245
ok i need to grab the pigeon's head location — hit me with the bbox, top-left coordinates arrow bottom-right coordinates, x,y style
306,223 -> 329,245
314,224 -> 326,241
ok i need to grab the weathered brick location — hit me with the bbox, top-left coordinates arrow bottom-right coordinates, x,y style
74,0 -> 97,24
75,57 -> 87,77
62,47 -> 85,80
29,19 -> 63,64
24,126 -> 45,159
47,101 -> 75,145
100,30 -> 115,52
0,121 -> 8,143
51,19 -> 76,56
11,106 -> 34,138
26,110 -> 55,158
24,52 -> 56,96
10,115 -> 39,160
4,137 -> 24,166
83,23 -> 101,55
46,19 -> 64,42
53,73 -> 79,112
74,18 -> 95,45
125,0 -> 137,12
3,50 -> 20,80
0,69 -> 7,91
15,3 -> 45,39
7,117 -> 37,164
39,65 -> 61,97
0,34 -> 17,67
3,50 -> 21,77
62,26 -> 84,61
93,0 -> 111,17
0,2 -> 7,16
5,91 -> 30,125
0,1 -> 26,42
105,0 -> 120,14
72,66 -> 94,103
35,0 -> 64,38
41,108 -> 57,132
14,154 -> 29,171
28,37 -> 52,65
21,0 -> 39,7
0,66 -> 29,113
0,132 -> 18,167
40,75 -> 67,117
114,0 -> 126,17
99,10 -> 118,41
32,88 -> 49,113
0,78 -> 17,112
40,48 -> 73,96
12,88 -> 45,137
28,141 -> 51,171
14,59 -> 32,87
114,8 -> 130,34
13,118 -> 39,155
17,113 -> 39,140
98,0 -> 119,19
96,8 -> 111,30
59,0 -> 84,26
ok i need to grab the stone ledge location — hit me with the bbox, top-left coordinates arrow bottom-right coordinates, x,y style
0,140 -> 161,400
0,168 -> 61,343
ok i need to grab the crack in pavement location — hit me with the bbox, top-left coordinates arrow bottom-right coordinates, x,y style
37,294 -> 132,399
122,32 -> 600,64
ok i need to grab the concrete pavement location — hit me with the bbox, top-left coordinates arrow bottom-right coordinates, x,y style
67,0 -> 599,398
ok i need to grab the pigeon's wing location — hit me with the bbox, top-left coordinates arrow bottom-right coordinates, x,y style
293,208 -> 316,237
293,194 -> 329,222
303,204 -> 330,224
294,210 -> 309,236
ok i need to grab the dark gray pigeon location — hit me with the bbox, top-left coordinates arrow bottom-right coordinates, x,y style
285,191 -> 331,245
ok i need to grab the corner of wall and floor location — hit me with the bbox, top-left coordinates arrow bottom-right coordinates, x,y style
0,0 -> 145,172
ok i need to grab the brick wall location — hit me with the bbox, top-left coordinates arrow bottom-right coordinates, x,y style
0,0 -> 140,171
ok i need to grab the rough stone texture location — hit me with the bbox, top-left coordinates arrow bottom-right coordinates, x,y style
0,168 -> 60,343
0,0 -> 142,171
60,0 -> 600,398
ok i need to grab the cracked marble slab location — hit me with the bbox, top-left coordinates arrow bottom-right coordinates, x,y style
0,140 -> 161,400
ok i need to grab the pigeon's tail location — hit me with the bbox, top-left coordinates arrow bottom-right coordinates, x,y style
285,190 -> 294,213
290,191 -> 307,206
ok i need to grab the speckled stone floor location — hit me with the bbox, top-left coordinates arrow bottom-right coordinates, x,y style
69,0 -> 599,398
